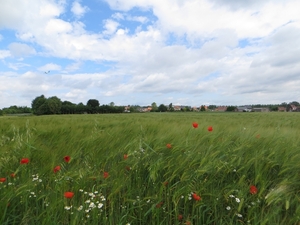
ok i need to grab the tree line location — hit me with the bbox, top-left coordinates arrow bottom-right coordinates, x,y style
0,95 -> 299,116
30,95 -> 125,115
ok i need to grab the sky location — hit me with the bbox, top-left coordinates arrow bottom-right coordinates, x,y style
1,0 -> 300,108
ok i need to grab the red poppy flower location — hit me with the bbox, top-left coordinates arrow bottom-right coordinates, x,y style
178,214 -> 183,221
192,193 -> 201,201
185,221 -> 191,225
125,166 -> 131,171
103,171 -> 109,179
163,181 -> 169,186
207,126 -> 213,132
156,201 -> 163,208
53,165 -> 61,173
166,143 -> 172,149
10,173 -> 15,178
192,122 -> 198,128
250,185 -> 258,194
64,192 -> 74,199
64,156 -> 71,163
123,154 -> 128,160
0,178 -> 6,183
20,158 -> 29,164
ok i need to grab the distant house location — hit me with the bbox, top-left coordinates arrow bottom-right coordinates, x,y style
215,106 -> 227,112
192,106 -> 199,112
253,108 -> 270,112
278,107 -> 286,112
173,105 -> 182,111
124,106 -> 130,113
237,106 -> 252,112
138,107 -> 152,112
288,105 -> 300,112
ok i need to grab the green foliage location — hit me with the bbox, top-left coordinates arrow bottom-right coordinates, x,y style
1,106 -> 32,114
151,102 -> 158,112
168,103 -> 174,112
31,95 -> 47,115
47,96 -> 62,114
226,106 -> 237,111
158,104 -> 168,112
200,105 -> 206,111
208,105 -> 217,110
87,99 -> 100,108
1,113 -> 300,224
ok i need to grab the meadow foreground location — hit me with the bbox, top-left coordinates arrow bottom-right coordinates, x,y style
1,112 -> 300,225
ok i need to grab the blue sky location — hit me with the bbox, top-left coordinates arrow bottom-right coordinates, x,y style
1,0 -> 300,108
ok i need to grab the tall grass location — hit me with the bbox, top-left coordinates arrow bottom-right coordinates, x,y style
1,112 -> 300,224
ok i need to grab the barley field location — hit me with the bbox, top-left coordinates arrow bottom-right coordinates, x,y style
1,112 -> 300,225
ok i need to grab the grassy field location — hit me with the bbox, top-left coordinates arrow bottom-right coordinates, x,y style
1,112 -> 300,225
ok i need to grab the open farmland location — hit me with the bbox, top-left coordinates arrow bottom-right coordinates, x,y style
1,112 -> 300,225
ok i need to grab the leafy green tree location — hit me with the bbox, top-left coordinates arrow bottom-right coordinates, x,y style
168,103 -> 174,112
208,105 -> 217,110
270,106 -> 278,111
47,96 -> 62,114
2,106 -> 32,114
129,105 -> 140,113
289,101 -> 299,106
151,102 -> 158,112
182,106 -> 191,112
200,105 -> 206,111
76,103 -> 86,114
32,95 -> 47,115
158,104 -> 168,112
0,109 -> 3,116
61,101 -> 76,114
87,99 -> 100,108
86,99 -> 100,114
226,106 -> 237,112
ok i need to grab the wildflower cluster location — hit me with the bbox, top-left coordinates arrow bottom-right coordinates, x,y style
64,188 -> 106,219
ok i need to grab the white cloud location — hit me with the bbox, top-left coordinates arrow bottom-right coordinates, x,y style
8,62 -> 30,70
64,61 -> 82,72
104,0 -> 300,39
45,19 -> 73,35
0,50 -> 11,59
71,1 -> 89,18
1,0 -> 300,108
103,19 -> 119,35
38,63 -> 62,72
8,43 -> 36,57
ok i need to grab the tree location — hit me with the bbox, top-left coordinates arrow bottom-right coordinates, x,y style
270,106 -> 278,111
87,99 -> 100,108
151,102 -> 158,112
76,103 -> 86,114
158,104 -> 168,112
208,105 -> 217,110
109,102 -> 115,107
226,106 -> 237,112
200,105 -> 206,111
0,109 -> 3,116
280,102 -> 287,107
47,96 -> 62,114
289,101 -> 299,106
32,95 -> 47,115
168,103 -> 174,112
182,106 -> 191,112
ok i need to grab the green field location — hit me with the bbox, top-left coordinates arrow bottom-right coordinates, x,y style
1,112 -> 300,225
